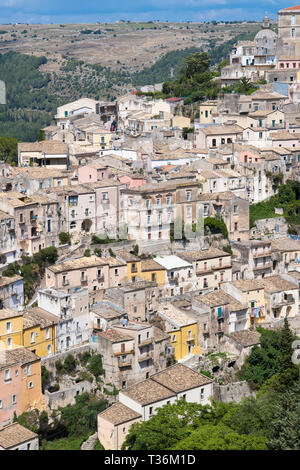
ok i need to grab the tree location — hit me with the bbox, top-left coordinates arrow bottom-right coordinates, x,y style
267,383 -> 300,449
172,423 -> 267,450
184,52 -> 211,79
0,136 -> 18,164
235,77 -> 254,93
273,318 -> 299,391
238,327 -> 280,389
59,232 -> 71,245
37,129 -> 45,141
122,399 -> 212,450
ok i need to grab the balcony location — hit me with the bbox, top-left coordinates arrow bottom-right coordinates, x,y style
138,338 -> 153,347
253,261 -> 272,271
273,294 -> 295,308
97,275 -> 105,282
138,351 -> 153,362
252,251 -> 271,258
81,278 -> 88,286
131,266 -> 138,273
187,333 -> 195,341
62,280 -> 69,286
101,199 -> 110,206
118,357 -> 132,368
169,278 -> 178,286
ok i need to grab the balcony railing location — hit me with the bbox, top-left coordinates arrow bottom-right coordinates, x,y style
138,338 -> 153,347
81,278 -> 88,285
138,351 -> 153,362
131,266 -> 138,273
97,275 -> 105,282
118,357 -> 132,368
169,278 -> 178,286
62,280 -> 69,286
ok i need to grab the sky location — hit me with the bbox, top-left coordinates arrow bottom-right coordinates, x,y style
0,0 -> 297,24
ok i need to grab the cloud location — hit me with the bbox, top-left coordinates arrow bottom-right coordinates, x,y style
0,0 -> 285,23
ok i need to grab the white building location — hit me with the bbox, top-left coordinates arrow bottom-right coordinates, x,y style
154,255 -> 195,296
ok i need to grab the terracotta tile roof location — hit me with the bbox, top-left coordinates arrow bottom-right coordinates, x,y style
141,259 -> 166,272
115,251 -> 140,262
258,275 -> 297,293
196,290 -> 246,311
97,328 -> 133,343
48,255 -> 108,273
0,347 -> 40,368
280,5 -> 300,11
153,326 -> 170,342
231,279 -> 264,292
23,307 -> 58,330
226,330 -> 261,347
98,402 -> 141,425
178,248 -> 230,262
0,308 -> 23,320
151,363 -> 213,392
199,125 -> 243,135
271,238 -> 300,252
122,378 -> 176,405
0,275 -> 23,287
0,423 -> 38,449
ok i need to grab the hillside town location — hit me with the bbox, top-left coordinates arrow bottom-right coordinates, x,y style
1,4 -> 300,452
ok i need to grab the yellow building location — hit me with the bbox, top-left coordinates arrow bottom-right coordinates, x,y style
0,309 -> 23,350
171,115 -> 191,129
22,308 -> 57,357
227,280 -> 266,328
199,101 -> 218,124
141,259 -> 166,287
158,305 -> 200,360
86,128 -> 112,150
115,251 -> 142,282
0,307 -> 57,357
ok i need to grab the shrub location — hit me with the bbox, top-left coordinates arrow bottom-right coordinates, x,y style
59,232 -> 71,244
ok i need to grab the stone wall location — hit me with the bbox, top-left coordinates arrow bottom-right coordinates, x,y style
41,343 -> 97,375
213,381 -> 256,403
44,380 -> 95,410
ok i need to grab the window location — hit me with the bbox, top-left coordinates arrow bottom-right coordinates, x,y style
292,28 -> 296,38
0,400 -> 2,408
47,345 -> 52,355
186,191 -> 191,201
292,15 -> 295,25
234,222 -> 238,231
115,268 -> 119,276
166,196 -> 171,206
259,132 -> 263,139
6,321 -> 12,333
146,199 -> 150,209
151,273 -> 156,282
46,327 -> 50,339
182,394 -> 186,400
156,198 -> 161,207
7,337 -> 12,349
4,369 -> 10,381
30,332 -> 35,344
47,219 -> 51,233
200,388 -> 204,399
187,206 -> 192,217
28,382 -> 33,389
234,205 -> 238,214
26,364 -> 31,376
122,381 -> 126,389
172,334 -> 176,342
12,394 -> 16,404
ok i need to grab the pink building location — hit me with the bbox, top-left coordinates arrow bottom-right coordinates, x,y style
239,150 -> 262,164
88,180 -> 126,238
78,165 -> 109,184
119,175 -> 147,188
45,256 -> 111,292
0,350 -> 22,427
106,257 -> 127,287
